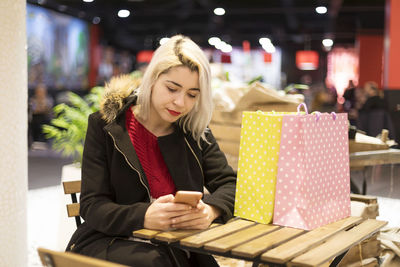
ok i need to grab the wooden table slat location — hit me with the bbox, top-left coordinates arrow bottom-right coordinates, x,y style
180,219 -> 255,248
204,224 -> 279,253
289,219 -> 388,267
156,229 -> 203,242
155,224 -> 220,242
132,229 -> 161,239
231,227 -> 305,258
261,216 -> 363,264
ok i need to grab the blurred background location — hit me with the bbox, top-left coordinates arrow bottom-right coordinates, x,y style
19,0 -> 400,266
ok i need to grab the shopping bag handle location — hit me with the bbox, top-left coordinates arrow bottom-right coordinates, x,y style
297,103 -> 308,114
311,111 -> 337,122
297,103 -> 337,121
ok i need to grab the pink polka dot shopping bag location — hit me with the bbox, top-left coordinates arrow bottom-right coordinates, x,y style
273,104 -> 351,230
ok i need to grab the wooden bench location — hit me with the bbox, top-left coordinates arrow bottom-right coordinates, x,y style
38,247 -> 128,267
133,217 -> 387,266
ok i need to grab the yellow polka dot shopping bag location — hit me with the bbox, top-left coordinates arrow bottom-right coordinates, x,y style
273,104 -> 351,230
234,110 -> 290,224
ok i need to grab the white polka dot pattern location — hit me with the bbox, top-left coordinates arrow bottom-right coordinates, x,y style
234,111 -> 291,224
273,113 -> 351,230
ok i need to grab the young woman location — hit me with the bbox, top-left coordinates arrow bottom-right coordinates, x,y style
66,35 -> 236,266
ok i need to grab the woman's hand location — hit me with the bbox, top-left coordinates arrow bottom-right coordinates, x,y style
170,200 -> 221,229
143,194 -> 193,230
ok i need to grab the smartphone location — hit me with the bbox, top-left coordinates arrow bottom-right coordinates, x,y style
173,191 -> 203,207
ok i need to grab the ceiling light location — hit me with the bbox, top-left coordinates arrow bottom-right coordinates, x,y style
215,41 -> 225,50
159,37 -> 170,45
259,37 -> 271,45
262,43 -> 276,53
214,8 -> 225,16
208,37 -> 221,46
322,38 -> 333,47
83,0 -> 94,2
118,9 -> 130,18
315,6 -> 327,14
92,16 -> 101,24
221,44 -> 232,53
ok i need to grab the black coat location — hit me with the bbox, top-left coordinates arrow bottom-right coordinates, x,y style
67,94 -> 236,259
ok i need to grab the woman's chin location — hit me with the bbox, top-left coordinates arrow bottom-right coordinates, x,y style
161,114 -> 180,124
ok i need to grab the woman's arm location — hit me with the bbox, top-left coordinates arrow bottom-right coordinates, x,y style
201,130 -> 237,223
79,112 -> 151,236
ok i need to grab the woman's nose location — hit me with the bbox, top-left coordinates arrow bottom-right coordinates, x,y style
173,93 -> 185,107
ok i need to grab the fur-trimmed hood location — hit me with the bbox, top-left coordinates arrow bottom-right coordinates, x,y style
99,74 -> 141,123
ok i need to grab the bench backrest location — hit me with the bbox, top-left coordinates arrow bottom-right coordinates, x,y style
38,247 -> 128,267
62,180 -> 82,227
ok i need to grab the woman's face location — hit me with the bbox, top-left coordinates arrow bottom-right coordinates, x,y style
150,66 -> 200,126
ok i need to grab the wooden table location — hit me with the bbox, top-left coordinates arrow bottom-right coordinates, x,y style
133,217 -> 387,267
350,149 -> 400,168
349,149 -> 400,195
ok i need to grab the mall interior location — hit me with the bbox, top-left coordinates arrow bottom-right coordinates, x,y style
1,0 -> 400,266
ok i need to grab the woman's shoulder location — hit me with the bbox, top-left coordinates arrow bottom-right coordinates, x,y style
88,111 -> 108,129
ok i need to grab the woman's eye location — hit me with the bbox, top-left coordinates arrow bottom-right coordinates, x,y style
188,94 -> 197,98
167,87 -> 176,92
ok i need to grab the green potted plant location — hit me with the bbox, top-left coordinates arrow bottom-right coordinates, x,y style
43,71 -> 143,166
43,86 -> 104,165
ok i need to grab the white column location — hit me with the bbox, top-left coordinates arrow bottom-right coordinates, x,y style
0,1 -> 28,266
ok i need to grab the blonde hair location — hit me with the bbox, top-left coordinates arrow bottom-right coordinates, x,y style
136,35 -> 212,145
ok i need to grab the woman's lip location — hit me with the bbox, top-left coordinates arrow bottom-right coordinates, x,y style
167,109 -> 181,116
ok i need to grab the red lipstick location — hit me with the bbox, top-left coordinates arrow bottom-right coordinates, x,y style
167,109 -> 181,116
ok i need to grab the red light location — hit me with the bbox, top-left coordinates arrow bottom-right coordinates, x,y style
296,51 -> 319,70
136,50 -> 154,63
221,54 -> 232,63
263,52 -> 272,63
242,40 -> 250,52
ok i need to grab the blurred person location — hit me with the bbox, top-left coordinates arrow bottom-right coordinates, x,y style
359,81 -> 385,112
29,83 -> 53,143
343,80 -> 358,125
66,35 -> 236,266
299,74 -> 313,109
357,81 -> 395,138
119,50 -> 134,74
311,89 -> 336,113
343,80 -> 356,110
97,46 -> 115,85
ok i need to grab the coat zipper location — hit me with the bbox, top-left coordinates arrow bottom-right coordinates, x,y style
107,131 -> 151,200
184,137 -> 204,180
